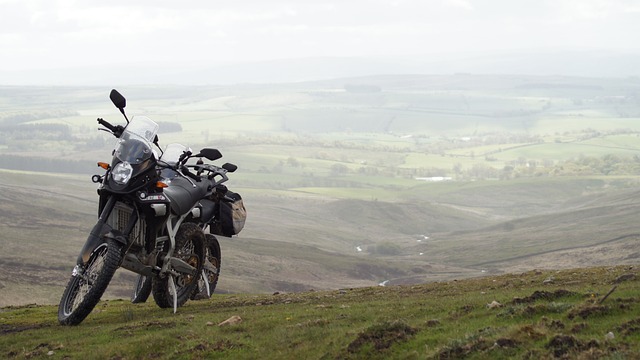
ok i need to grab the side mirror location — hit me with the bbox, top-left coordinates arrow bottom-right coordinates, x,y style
198,148 -> 222,161
110,89 -> 127,110
222,163 -> 237,172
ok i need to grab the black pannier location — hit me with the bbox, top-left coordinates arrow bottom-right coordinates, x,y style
210,190 -> 246,237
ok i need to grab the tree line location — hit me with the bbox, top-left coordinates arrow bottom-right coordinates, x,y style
0,123 -> 73,143
0,155 -> 96,174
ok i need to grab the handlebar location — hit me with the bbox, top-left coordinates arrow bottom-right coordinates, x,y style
97,118 -> 115,131
157,150 -> 234,189
178,150 -> 192,164
97,118 -> 124,138
181,165 -> 200,181
186,163 -> 230,187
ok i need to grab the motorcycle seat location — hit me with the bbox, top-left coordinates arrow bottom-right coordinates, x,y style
163,177 -> 210,215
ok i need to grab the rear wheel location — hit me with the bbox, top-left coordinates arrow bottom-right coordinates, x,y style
152,222 -> 204,308
58,239 -> 123,325
192,234 -> 221,300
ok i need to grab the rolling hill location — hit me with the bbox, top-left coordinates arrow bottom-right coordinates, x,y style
1,76 -> 640,307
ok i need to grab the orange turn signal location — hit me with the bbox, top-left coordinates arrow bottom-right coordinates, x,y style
97,162 -> 110,170
156,181 -> 169,189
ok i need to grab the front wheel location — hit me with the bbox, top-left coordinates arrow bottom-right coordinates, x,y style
58,239 -> 124,325
191,234 -> 221,300
152,222 -> 204,309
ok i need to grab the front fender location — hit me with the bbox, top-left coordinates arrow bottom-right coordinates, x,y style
104,229 -> 128,246
76,222 -> 110,265
76,228 -> 128,265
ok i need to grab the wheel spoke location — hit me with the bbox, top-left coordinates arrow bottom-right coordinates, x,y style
72,281 -> 89,311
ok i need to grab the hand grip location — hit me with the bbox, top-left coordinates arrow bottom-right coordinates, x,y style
97,118 -> 116,132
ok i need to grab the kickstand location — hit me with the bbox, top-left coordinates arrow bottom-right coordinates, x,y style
202,270 -> 211,297
168,275 -> 178,313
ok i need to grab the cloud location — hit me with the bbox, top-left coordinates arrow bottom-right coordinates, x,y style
0,0 -> 639,73
444,0 -> 474,11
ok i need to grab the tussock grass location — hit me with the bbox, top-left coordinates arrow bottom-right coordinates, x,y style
1,266 -> 639,359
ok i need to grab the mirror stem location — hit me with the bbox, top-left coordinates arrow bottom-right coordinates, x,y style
120,108 -> 129,123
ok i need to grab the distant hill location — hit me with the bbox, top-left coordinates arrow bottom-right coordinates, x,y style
2,50 -> 639,86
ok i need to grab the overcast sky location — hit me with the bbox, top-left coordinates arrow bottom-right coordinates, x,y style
1,0 -> 639,82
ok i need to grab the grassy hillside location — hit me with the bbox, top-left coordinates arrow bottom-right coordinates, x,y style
1,266 -> 638,359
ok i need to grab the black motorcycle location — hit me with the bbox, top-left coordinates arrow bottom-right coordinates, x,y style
58,90 -> 236,325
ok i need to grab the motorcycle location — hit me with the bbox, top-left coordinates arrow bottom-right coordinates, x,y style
58,90 -> 236,325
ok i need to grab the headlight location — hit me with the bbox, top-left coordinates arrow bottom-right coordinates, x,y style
112,161 -> 133,185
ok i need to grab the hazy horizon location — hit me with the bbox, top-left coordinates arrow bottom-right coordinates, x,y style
2,1 -> 640,85
1,50 -> 639,86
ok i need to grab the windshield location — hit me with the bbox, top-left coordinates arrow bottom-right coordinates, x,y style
160,143 -> 188,165
113,116 -> 159,164
159,143 -> 189,180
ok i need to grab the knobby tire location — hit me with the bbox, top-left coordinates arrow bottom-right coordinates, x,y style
192,234 -> 221,300
58,239 -> 123,325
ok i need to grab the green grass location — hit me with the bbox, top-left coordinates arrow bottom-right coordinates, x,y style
1,266 -> 638,359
